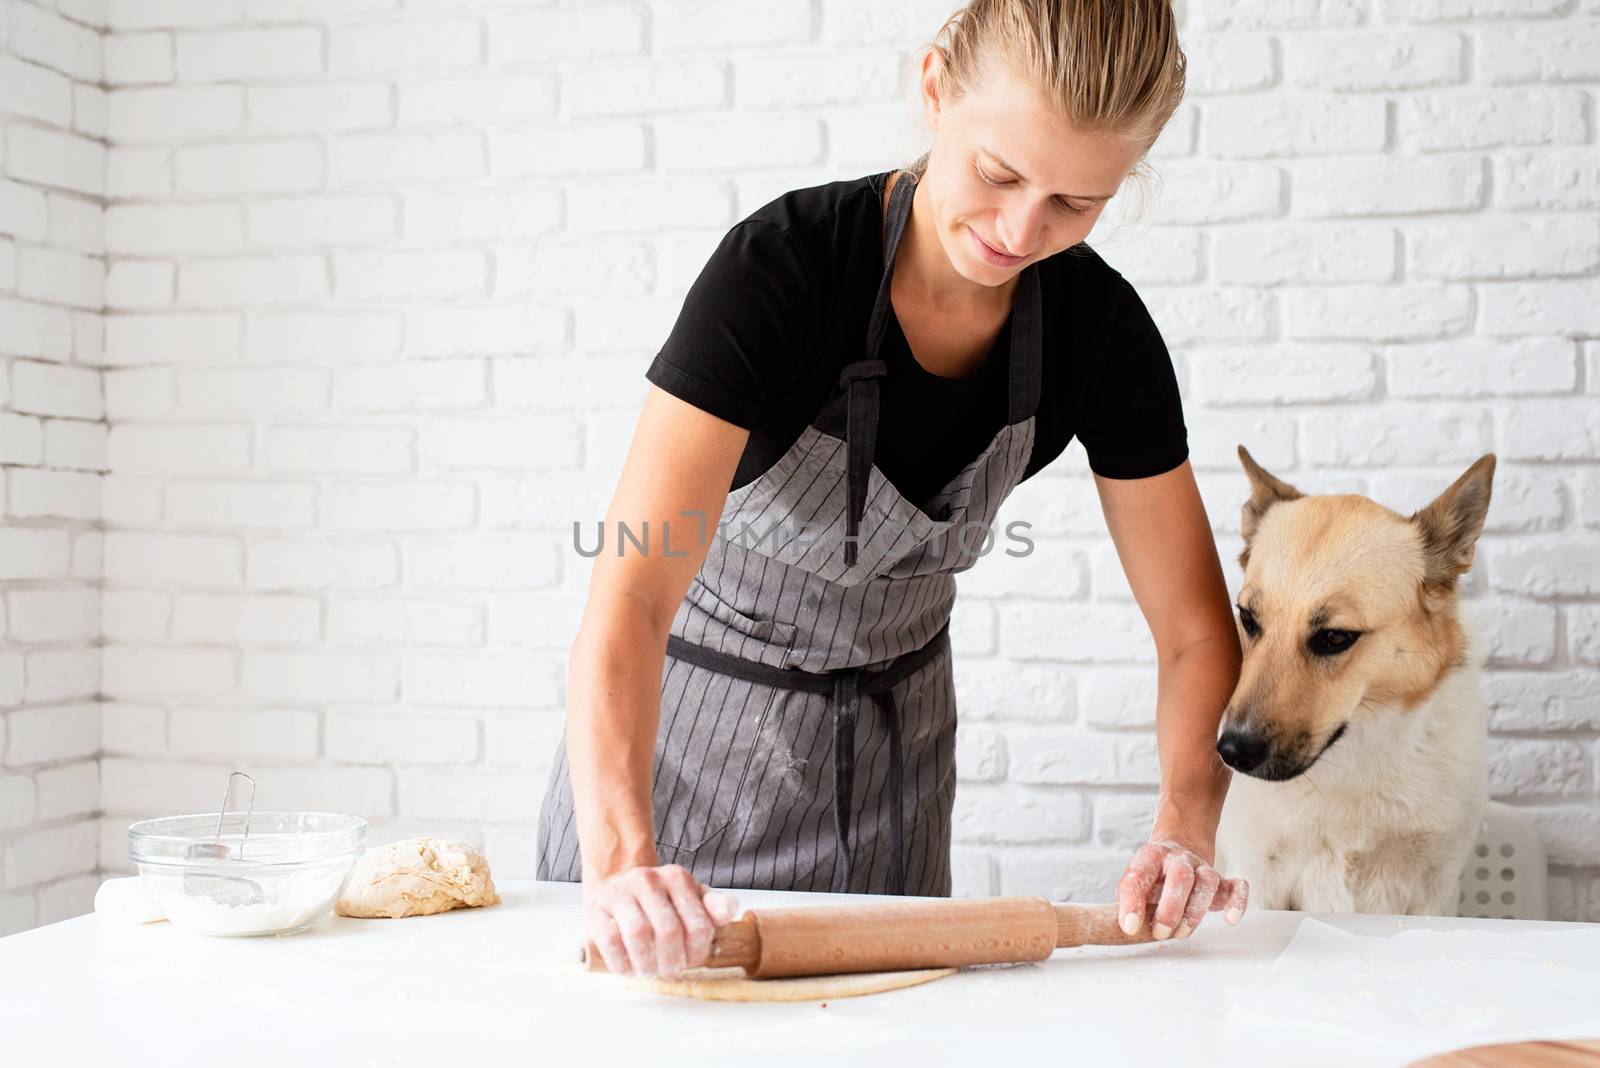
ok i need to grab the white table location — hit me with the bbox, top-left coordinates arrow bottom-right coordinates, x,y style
3,879 -> 1597,1067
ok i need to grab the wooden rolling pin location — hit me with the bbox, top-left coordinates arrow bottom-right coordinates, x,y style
578,896 -> 1157,978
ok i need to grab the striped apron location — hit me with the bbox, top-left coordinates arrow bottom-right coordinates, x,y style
536,170 -> 1044,897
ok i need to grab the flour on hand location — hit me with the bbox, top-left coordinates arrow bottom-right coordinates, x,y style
335,837 -> 501,919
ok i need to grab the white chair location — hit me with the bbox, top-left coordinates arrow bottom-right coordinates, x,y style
1455,800 -> 1548,921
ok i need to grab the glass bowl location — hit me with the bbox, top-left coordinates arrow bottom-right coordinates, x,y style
128,811 -> 367,937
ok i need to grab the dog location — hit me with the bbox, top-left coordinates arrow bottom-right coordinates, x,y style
1211,445 -> 1496,917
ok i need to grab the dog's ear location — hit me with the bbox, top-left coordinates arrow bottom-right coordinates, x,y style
1237,445 -> 1304,568
1411,453 -> 1497,592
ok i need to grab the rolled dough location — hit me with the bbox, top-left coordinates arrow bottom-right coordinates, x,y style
335,837 -> 500,919
557,958 -> 959,1002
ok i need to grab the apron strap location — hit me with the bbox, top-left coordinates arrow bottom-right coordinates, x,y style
839,359 -> 887,567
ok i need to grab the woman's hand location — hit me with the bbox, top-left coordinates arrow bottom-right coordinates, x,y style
1116,836 -> 1248,940
583,863 -> 740,977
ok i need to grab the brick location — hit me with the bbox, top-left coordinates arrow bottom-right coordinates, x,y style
175,26 -> 321,81
1499,400 -> 1600,462
247,538 -> 399,590
1379,0 -> 1568,18
998,849 -> 1130,903
326,598 -> 480,647
248,311 -> 402,362
1285,31 -> 1463,90
405,188 -> 561,242
106,260 -> 175,308
1009,730 -> 1161,786
1205,96 -> 1386,158
4,126 -> 105,198
398,769 -> 544,820
106,203 -> 244,255
735,50 -> 899,108
0,775 -> 37,831
1001,603 -> 1157,663
482,711 -> 561,766
566,179 -> 732,234
1290,155 -> 1485,217
485,594 -> 582,650
107,85 -> 244,142
1194,345 -> 1377,405
2,703 -> 98,766
1478,20 -> 1600,82
169,707 -> 319,759
1480,280 -> 1600,336
107,0 -> 245,30
670,0 -> 813,49
1408,217 -> 1600,279
406,534 -> 563,591
175,367 -> 329,417
179,255 -> 328,307
1181,35 -> 1277,94
332,250 -> 486,300
4,590 -> 98,644
11,360 -> 102,419
2,820 -> 97,890
0,529 -> 73,581
7,1 -> 100,80
103,531 -> 243,588
397,74 -> 558,127
1303,408 -> 1492,466
106,147 -> 172,198
955,724 -> 1005,782
1481,601 -> 1558,666
0,54 -> 72,126
1489,540 -> 1600,597
1387,338 -> 1578,397
108,424 -> 251,474
563,60 -> 726,117
171,593 -> 319,644
329,131 -> 486,187
1195,0 -> 1365,28
103,32 -> 174,85
320,482 -> 476,532
493,123 -> 647,178
1488,738 -> 1592,800
247,83 -> 391,134
332,359 -> 485,412
8,469 -> 101,521
328,712 -> 478,764
494,8 -> 643,64
1286,285 -> 1474,341
35,761 -> 99,819
403,654 -> 561,708
657,115 -> 823,171
330,19 -> 480,74
239,651 -> 398,703
261,426 -> 412,474
176,139 -> 322,195
1497,149 -> 1600,211
952,784 -> 1089,844
1399,91 -> 1587,151
1212,224 -> 1395,284
103,312 -> 241,365
410,304 -> 569,359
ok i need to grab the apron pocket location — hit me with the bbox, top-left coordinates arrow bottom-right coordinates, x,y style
649,672 -> 799,857
682,577 -> 798,648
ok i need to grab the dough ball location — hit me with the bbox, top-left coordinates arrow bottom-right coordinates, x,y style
335,837 -> 501,919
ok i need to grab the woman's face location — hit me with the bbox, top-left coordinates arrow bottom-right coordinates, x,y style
917,59 -> 1146,288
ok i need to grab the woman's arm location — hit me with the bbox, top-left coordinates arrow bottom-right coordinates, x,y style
1095,457 -> 1238,836
567,384 -> 750,883
1094,458 -> 1248,937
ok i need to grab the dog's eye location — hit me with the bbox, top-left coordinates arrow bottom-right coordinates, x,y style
1237,607 -> 1259,638
1308,628 -> 1361,657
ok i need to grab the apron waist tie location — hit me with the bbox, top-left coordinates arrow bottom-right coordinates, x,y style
663,619 -> 951,896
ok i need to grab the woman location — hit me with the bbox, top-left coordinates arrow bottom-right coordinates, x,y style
537,0 -> 1250,977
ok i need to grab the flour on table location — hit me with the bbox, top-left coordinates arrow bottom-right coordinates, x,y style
335,837 -> 500,919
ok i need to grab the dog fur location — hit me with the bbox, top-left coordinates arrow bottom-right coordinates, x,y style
1212,446 -> 1497,916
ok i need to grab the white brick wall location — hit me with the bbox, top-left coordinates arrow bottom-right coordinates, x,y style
1,0 -> 1597,936
1,0 -> 107,934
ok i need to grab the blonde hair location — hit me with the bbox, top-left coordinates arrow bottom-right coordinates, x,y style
902,0 -> 1186,239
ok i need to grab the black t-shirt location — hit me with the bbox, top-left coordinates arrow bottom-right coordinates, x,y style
643,169 -> 1189,505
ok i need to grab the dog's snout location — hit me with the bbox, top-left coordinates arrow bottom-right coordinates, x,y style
1217,729 -> 1272,773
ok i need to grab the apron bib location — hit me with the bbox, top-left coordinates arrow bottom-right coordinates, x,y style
537,169 -> 1045,896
